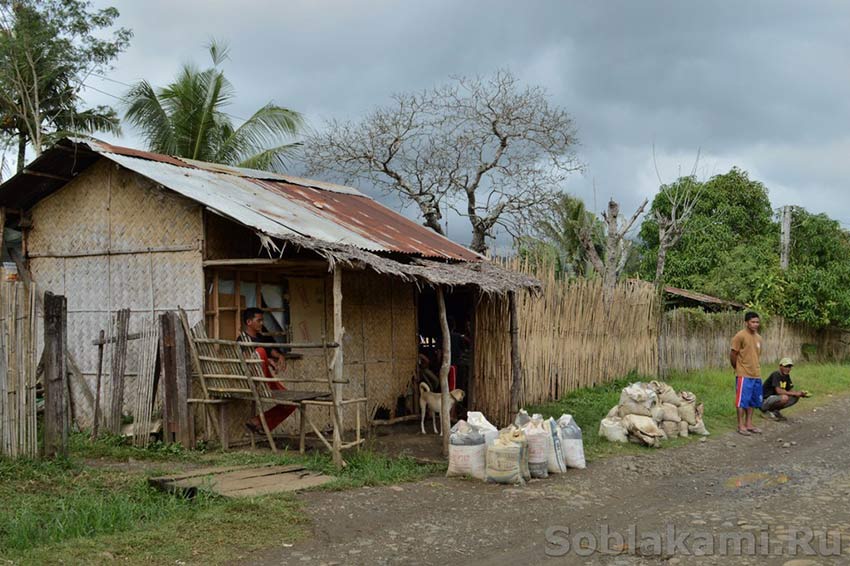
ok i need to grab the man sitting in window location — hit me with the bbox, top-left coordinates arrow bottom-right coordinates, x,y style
240,308 -> 295,434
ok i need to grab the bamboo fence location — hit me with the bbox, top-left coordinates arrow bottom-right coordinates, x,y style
474,259 -> 658,425
0,281 -> 38,458
661,309 -> 850,372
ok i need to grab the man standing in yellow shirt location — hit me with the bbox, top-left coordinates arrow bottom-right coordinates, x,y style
730,312 -> 763,436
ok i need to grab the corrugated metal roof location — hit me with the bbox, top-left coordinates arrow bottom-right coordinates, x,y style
0,139 -> 481,261
664,285 -> 745,309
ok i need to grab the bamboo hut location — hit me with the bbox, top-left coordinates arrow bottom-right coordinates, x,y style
0,138 -> 538,444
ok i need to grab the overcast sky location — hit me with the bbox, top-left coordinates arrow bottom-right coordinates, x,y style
82,0 -> 850,250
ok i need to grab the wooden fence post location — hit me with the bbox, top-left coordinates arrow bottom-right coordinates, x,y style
508,291 -> 522,417
160,312 -> 193,446
43,292 -> 68,458
436,286 -> 451,456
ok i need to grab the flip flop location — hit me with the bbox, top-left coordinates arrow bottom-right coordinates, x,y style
747,427 -> 763,434
737,429 -> 752,436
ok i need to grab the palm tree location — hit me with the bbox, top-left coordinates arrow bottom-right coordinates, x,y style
124,41 -> 303,171
534,193 -> 603,277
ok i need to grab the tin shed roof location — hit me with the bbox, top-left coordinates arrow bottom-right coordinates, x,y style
0,138 -> 481,262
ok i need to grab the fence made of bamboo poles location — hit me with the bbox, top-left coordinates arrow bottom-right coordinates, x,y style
661,309 -> 850,372
0,281 -> 38,458
473,259 -> 658,425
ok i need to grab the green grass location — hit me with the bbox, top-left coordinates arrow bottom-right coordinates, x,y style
528,362 -> 850,461
3,363 -> 847,564
0,435 -> 437,565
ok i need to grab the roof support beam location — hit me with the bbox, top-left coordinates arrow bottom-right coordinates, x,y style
22,169 -> 71,182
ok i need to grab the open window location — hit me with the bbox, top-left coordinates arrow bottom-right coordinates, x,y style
205,269 -> 291,342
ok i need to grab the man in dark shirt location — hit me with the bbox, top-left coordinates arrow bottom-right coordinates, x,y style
761,358 -> 808,421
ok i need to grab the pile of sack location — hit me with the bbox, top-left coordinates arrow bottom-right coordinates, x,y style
446,410 -> 586,485
598,380 -> 710,447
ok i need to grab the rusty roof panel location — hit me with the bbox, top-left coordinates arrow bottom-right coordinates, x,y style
82,140 -> 480,261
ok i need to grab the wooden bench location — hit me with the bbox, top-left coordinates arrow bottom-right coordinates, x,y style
181,318 -> 366,457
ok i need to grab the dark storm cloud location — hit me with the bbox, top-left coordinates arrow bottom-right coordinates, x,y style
84,0 -> 850,246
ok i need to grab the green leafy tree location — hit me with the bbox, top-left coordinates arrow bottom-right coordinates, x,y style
124,41 -> 303,171
0,0 -> 131,171
639,167 -> 776,303
775,209 -> 850,327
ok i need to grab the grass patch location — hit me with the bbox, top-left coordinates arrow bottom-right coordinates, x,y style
1,434 -> 436,565
529,363 -> 850,461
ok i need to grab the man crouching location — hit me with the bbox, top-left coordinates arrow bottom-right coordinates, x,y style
761,358 -> 809,421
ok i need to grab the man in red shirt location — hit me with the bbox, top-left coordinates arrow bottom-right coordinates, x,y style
240,308 -> 295,435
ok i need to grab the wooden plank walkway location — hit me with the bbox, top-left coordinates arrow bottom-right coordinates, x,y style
149,464 -> 335,497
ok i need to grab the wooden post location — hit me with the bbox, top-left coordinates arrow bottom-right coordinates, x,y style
160,312 -> 178,444
107,309 -> 130,434
508,291 -> 522,417
0,207 -> 5,257
91,330 -> 105,440
330,268 -> 345,467
436,286 -> 451,456
43,292 -> 68,458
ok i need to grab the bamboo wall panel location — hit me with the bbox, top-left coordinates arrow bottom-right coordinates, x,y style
27,161 -> 205,428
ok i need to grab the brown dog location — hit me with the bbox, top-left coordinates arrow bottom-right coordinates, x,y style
419,382 -> 465,434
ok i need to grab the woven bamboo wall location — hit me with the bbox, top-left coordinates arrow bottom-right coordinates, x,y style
473,260 -> 659,426
27,160 -> 204,427
661,310 -> 850,372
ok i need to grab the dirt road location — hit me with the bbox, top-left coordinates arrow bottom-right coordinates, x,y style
245,395 -> 850,565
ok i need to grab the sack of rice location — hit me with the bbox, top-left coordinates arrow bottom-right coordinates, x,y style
651,405 -> 664,423
544,417 -> 567,473
618,401 -> 653,418
467,411 -> 499,445
523,415 -> 550,479
661,403 -> 682,422
677,392 -> 697,425
660,420 -> 680,438
557,414 -> 586,469
688,403 -> 710,436
505,426 -> 531,481
447,421 -> 486,480
678,420 -> 689,437
514,409 -> 531,428
651,380 -> 681,406
485,436 -> 524,485
619,383 -> 656,408
599,417 -> 629,443
689,420 -> 710,436
621,414 -> 664,447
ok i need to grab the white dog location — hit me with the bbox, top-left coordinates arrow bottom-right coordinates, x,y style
419,382 -> 465,434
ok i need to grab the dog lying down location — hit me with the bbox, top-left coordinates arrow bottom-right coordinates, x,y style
419,382 -> 465,434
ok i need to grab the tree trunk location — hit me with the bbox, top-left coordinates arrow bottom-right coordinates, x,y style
423,211 -> 445,235
436,286 -> 451,456
654,246 -> 668,290
16,132 -> 26,173
470,228 -> 488,255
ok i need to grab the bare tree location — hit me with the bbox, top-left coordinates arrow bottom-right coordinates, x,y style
303,70 -> 580,252
650,150 -> 704,289
579,198 -> 648,296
